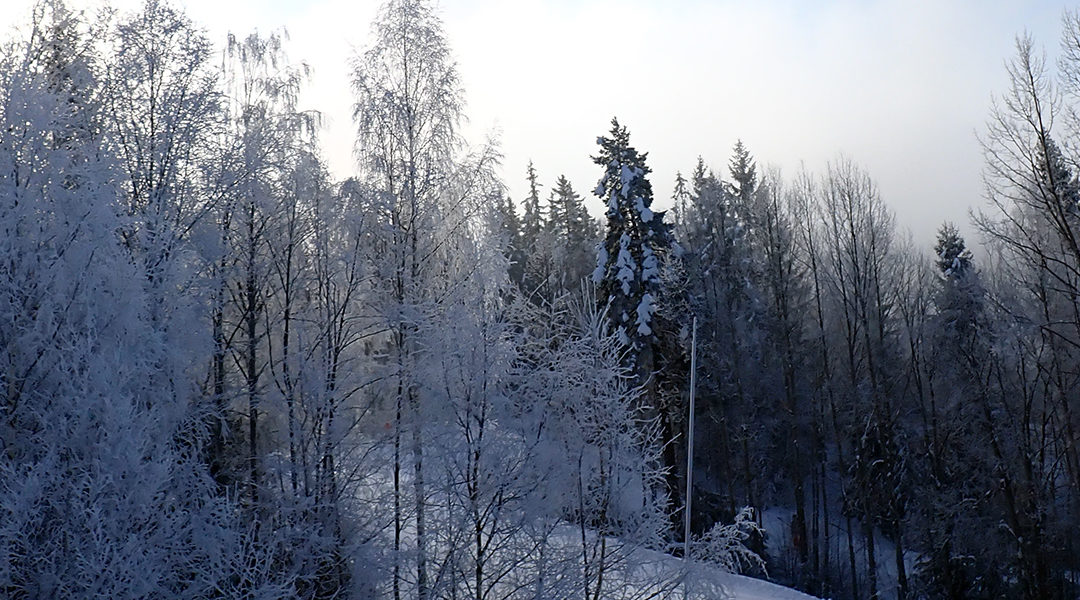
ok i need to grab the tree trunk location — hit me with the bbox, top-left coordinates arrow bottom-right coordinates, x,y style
865,518 -> 878,600
393,385 -> 403,600
846,516 -> 859,600
894,523 -> 908,599
246,252 -> 259,505
412,388 -> 428,600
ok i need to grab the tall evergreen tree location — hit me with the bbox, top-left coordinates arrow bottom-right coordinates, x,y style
548,174 -> 596,294
491,189 -> 525,288
592,119 -> 686,530
934,222 -> 973,277
676,155 -> 765,524
909,222 -> 989,599
522,160 -> 544,248
671,170 -> 691,241
592,118 -> 673,369
729,139 -> 758,202
520,160 -> 552,302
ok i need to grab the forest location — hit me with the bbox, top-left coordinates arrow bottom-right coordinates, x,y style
2,0 -> 1080,599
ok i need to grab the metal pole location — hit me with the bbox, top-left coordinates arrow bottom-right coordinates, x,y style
683,317 -> 697,598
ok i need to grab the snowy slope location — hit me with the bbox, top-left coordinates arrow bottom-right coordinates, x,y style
697,571 -> 821,600
627,543 -> 821,600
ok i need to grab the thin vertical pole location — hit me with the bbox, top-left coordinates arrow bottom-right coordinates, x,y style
684,317 -> 698,597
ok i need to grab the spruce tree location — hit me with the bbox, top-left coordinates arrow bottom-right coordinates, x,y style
918,222 -> 987,599
592,118 -> 673,364
592,117 -> 684,536
520,160 -> 553,302
549,174 -> 595,292
933,222 -> 982,337
522,160 -> 544,248
933,222 -> 973,277
729,139 -> 758,202
671,170 -> 691,241
492,189 -> 525,288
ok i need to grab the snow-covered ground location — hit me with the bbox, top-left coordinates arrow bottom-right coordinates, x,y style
703,572 -> 821,600
628,542 -> 822,600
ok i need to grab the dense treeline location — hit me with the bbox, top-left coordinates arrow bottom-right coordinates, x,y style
3,0 -> 1080,599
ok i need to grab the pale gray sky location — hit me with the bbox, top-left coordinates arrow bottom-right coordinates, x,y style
6,0 -> 1070,245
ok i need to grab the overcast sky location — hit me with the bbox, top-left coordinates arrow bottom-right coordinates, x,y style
6,0 -> 1071,245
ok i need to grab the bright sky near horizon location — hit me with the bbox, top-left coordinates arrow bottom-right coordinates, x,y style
4,0 -> 1070,246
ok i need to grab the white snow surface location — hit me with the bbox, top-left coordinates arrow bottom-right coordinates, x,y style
697,571 -> 821,600
616,233 -> 635,294
630,543 -> 823,600
641,246 -> 659,283
620,164 -> 639,198
635,293 -> 654,335
593,243 -> 608,283
635,196 -> 654,222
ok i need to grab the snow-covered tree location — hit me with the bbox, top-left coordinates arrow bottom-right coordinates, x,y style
592,118 -> 674,371
105,0 -> 220,281
673,153 -> 767,531
522,160 -> 545,250
490,188 -> 525,288
0,4 -> 260,596
728,139 -> 757,202
591,119 -> 689,534
352,0 -> 499,597
511,292 -> 677,600
548,174 -> 598,297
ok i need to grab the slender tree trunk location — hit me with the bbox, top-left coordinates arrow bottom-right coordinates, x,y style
741,434 -> 758,524
210,292 -> 228,488
246,220 -> 259,505
412,387 -> 428,600
578,452 -> 590,600
283,269 -> 298,495
820,460 -> 831,595
793,478 -> 808,565
592,449 -> 609,600
865,518 -> 878,600
210,213 -> 230,486
846,515 -> 859,600
895,523 -> 908,599
393,383 -> 403,600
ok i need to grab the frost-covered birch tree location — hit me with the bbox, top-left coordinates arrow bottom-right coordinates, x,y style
0,4 -> 261,597
351,0 -> 499,597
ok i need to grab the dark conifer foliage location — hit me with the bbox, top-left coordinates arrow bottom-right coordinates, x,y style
592,118 -> 674,358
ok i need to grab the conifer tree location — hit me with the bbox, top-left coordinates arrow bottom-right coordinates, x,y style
934,222 -> 973,277
676,155 -> 765,523
592,119 -> 686,529
548,174 -> 596,294
492,189 -> 525,287
671,171 -> 691,241
522,160 -> 545,249
912,222 -> 988,599
592,118 -> 673,370
520,160 -> 553,302
729,139 -> 758,202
